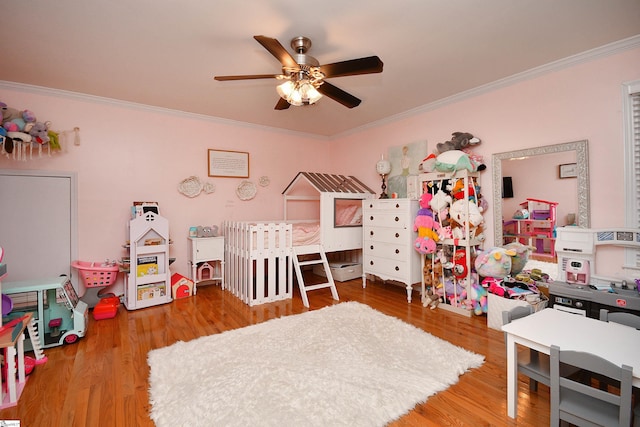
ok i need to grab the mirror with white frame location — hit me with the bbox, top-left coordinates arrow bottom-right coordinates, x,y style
492,140 -> 590,247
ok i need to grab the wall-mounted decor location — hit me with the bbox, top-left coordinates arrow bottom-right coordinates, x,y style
259,176 -> 270,187
387,140 -> 428,198
236,180 -> 257,201
558,163 -> 577,179
208,149 -> 249,178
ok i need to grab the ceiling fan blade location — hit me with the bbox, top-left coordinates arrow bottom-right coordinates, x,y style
275,98 -> 291,110
317,82 -> 362,108
253,35 -> 298,69
214,74 -> 281,81
319,56 -> 383,78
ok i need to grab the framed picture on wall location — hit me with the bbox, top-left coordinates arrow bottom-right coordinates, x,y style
208,149 -> 250,178
558,163 -> 577,179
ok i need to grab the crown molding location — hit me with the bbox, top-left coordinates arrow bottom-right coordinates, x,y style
334,34 -> 640,139
2,35 -> 638,141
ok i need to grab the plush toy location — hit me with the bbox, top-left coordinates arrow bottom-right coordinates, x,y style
422,286 -> 441,309
1,103 -> 24,131
416,192 -> 434,217
452,248 -> 468,279
467,278 -> 488,315
413,193 -> 441,254
503,241 -> 531,275
430,189 -> 452,220
420,153 -> 437,172
29,121 -> 50,144
450,178 -> 477,201
436,132 -> 481,154
475,247 -> 516,278
423,258 -> 443,288
415,236 -> 437,254
449,198 -> 484,228
433,150 -> 484,173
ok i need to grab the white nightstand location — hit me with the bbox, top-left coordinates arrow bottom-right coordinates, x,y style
187,236 -> 224,294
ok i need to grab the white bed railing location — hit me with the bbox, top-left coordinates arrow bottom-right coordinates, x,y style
223,221 -> 293,306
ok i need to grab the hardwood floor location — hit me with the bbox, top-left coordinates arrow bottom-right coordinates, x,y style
0,276 -> 550,426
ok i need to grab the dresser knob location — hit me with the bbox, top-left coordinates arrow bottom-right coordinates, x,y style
395,232 -> 399,238
370,260 -> 374,266
370,245 -> 374,250
395,203 -> 399,208
394,216 -> 399,222
370,231 -> 374,236
370,215 -> 374,221
395,249 -> 399,254
395,266 -> 400,271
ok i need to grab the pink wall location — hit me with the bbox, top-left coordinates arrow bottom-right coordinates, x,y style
1,45 -> 639,294
0,89 -> 331,294
330,47 -> 640,249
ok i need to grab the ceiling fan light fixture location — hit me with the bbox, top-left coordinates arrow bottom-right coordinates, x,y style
276,78 -> 322,106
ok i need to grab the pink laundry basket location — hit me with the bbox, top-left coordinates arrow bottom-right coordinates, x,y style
71,261 -> 119,288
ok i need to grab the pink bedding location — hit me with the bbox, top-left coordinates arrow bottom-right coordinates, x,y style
292,222 -> 320,246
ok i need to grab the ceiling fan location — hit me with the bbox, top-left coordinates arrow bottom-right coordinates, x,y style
214,35 -> 383,110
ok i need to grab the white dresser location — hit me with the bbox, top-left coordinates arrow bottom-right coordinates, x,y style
362,199 -> 421,302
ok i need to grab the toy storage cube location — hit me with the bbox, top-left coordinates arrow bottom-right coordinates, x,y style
487,292 -> 548,330
313,262 -> 362,282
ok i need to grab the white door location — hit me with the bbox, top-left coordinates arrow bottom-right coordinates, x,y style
0,170 -> 77,283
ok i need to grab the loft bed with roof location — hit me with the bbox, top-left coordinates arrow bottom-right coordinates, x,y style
223,172 -> 375,306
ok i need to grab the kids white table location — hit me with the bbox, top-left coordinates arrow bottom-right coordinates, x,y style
501,308 -> 640,419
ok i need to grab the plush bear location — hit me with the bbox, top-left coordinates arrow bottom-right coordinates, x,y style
449,198 -> 484,228
423,257 -> 443,287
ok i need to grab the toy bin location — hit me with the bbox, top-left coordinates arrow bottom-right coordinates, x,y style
71,260 -> 119,308
93,296 -> 120,320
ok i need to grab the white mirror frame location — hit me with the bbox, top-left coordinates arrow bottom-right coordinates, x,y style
492,140 -> 590,246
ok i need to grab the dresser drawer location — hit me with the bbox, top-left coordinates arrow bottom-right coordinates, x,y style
363,211 -> 411,228
364,226 -> 411,245
363,254 -> 412,280
364,240 -> 413,261
363,199 -> 413,211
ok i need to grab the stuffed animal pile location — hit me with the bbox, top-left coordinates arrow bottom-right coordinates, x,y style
420,131 -> 486,174
1,101 -> 59,159
415,133 -> 489,314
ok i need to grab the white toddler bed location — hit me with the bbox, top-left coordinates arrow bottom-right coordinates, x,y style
223,172 -> 374,306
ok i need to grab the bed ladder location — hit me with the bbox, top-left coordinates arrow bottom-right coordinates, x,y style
292,244 -> 339,308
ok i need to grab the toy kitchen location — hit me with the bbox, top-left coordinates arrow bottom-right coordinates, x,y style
549,227 -> 640,318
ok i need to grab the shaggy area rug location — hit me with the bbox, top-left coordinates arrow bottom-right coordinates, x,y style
147,302 -> 484,427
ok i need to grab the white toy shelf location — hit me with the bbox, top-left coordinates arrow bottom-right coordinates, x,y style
123,212 -> 172,310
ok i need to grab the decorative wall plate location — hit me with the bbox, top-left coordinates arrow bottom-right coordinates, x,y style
203,182 -> 216,194
259,176 -> 270,187
178,176 -> 203,198
236,180 -> 257,201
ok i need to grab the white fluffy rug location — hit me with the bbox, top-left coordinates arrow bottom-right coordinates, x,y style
147,302 -> 484,427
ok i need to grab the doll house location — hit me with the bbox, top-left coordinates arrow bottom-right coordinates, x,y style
503,198 -> 558,259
